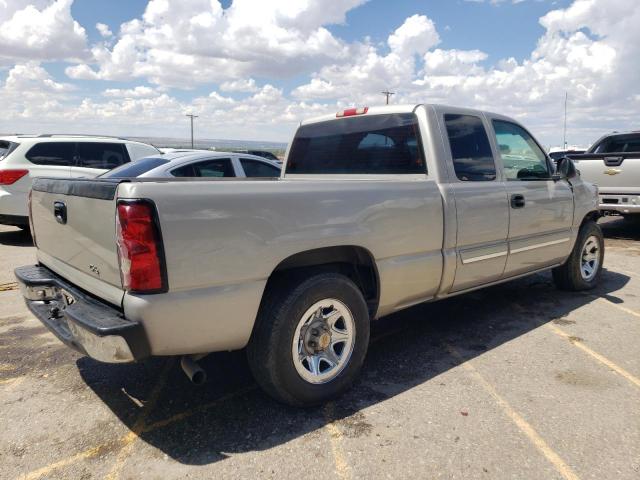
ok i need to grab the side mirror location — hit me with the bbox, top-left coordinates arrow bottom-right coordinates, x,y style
554,156 -> 578,180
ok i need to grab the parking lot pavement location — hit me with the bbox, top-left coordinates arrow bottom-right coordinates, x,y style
1,217 -> 639,480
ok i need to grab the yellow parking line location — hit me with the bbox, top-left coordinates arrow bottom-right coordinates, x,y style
21,445 -> 106,480
142,385 -> 257,432
545,323 -> 640,389
0,282 -> 18,292
104,360 -> 173,480
323,402 -> 353,480
0,376 -> 24,389
19,381 -> 256,480
592,295 -> 640,320
444,343 -> 580,480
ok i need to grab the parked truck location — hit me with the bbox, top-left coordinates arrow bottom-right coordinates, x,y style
16,104 -> 602,406
568,131 -> 640,216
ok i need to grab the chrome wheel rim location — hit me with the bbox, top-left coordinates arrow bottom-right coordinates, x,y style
580,235 -> 600,281
291,298 -> 355,384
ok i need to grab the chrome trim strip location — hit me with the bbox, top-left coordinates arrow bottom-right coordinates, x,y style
510,238 -> 570,254
461,251 -> 508,264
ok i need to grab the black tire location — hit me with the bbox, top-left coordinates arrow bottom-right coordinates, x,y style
552,220 -> 604,291
247,272 -> 370,407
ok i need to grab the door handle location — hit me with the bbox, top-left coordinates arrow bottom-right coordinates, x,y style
510,194 -> 525,209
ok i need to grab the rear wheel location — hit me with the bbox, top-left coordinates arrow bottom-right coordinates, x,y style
552,220 -> 604,291
247,272 -> 370,406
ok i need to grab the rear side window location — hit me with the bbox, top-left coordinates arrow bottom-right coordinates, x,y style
171,158 -> 234,178
444,114 -> 496,181
126,143 -> 161,160
287,113 -> 426,174
0,141 -> 18,160
77,143 -> 128,169
100,157 -> 169,178
25,142 -> 74,166
593,135 -> 640,153
240,159 -> 280,177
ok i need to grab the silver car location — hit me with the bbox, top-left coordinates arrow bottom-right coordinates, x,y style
101,151 -> 281,179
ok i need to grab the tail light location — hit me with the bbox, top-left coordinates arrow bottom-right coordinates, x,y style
336,107 -> 368,118
116,200 -> 167,293
0,169 -> 29,185
27,189 -> 37,247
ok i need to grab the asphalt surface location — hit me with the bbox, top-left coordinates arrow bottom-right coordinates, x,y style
1,217 -> 639,480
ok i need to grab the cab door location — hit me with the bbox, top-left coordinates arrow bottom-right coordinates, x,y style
489,119 -> 574,277
441,112 -> 510,293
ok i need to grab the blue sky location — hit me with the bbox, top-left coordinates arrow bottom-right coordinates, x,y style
0,0 -> 637,147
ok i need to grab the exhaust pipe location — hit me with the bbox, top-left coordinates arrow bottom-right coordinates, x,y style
181,355 -> 207,385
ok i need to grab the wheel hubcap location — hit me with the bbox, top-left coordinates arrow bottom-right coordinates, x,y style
580,235 -> 600,281
292,299 -> 355,384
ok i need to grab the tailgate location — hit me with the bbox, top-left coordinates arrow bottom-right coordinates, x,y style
30,178 -> 125,306
572,154 -> 640,191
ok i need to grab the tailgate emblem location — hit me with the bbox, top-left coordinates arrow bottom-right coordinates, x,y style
603,168 -> 621,176
89,264 -> 101,276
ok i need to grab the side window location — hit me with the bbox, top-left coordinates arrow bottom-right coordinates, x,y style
25,142 -> 74,166
77,143 -> 128,170
240,158 -> 281,177
492,120 -> 550,180
172,159 -> 234,178
444,114 -> 496,181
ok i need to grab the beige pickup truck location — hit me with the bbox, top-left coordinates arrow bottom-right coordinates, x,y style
16,104 -> 602,406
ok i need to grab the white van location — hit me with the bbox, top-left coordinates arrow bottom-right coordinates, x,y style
0,135 -> 160,228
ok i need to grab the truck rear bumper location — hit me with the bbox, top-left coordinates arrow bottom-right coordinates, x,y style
599,193 -> 640,214
14,265 -> 150,363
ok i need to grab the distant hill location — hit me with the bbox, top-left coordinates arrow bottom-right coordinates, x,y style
127,136 -> 287,153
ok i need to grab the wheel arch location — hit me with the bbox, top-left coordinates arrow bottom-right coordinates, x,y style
580,210 -> 601,228
264,245 -> 380,318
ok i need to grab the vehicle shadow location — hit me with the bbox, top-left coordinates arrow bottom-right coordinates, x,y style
0,227 -> 33,247
600,215 -> 640,241
78,265 -> 630,466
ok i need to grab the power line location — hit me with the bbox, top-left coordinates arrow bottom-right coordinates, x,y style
381,90 -> 395,105
186,114 -> 198,149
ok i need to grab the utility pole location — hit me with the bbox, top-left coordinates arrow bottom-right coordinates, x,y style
186,114 -> 198,149
381,90 -> 395,105
563,92 -> 568,150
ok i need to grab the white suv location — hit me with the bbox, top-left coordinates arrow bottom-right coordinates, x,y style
0,135 -> 160,228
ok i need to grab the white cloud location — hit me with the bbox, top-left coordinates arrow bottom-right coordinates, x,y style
0,0 -> 87,64
102,86 -> 159,98
219,78 -> 259,93
96,22 -> 113,38
388,14 -> 440,57
1,0 -> 639,148
65,0 -> 368,87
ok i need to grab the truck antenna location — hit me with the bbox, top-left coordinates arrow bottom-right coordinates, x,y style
563,92 -> 568,150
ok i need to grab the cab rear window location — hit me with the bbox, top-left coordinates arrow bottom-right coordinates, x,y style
287,113 -> 426,174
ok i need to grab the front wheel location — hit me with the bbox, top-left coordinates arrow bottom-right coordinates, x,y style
552,220 -> 604,291
247,272 -> 370,406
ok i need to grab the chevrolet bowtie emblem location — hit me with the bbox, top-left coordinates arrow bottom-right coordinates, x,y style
604,168 -> 622,176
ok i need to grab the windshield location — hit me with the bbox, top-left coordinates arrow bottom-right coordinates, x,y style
100,157 -> 169,178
